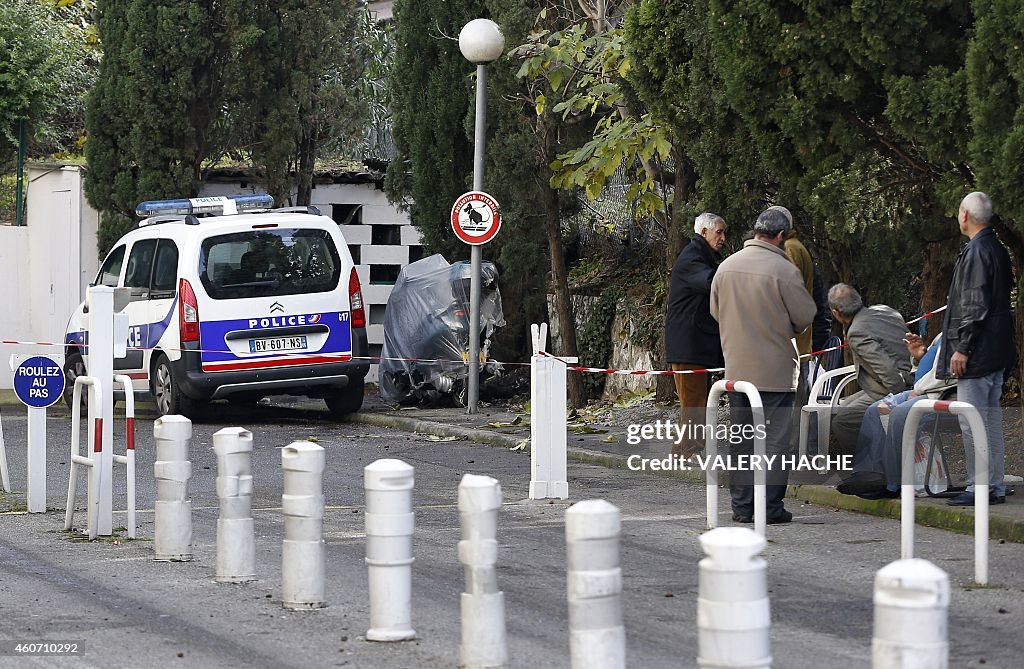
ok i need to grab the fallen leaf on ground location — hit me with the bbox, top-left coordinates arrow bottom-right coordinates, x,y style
567,424 -> 608,434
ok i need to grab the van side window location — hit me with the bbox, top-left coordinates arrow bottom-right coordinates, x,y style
124,239 -> 157,291
97,245 -> 126,287
151,240 -> 179,295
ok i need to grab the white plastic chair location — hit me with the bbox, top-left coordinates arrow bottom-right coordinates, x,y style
798,364 -> 857,457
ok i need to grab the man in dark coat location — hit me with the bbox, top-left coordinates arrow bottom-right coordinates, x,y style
665,212 -> 727,458
937,191 -> 1015,506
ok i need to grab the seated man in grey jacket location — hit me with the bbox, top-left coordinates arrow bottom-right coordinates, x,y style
827,284 -> 914,458
838,333 -> 954,498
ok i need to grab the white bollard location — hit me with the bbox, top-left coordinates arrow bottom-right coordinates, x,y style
112,375 -> 136,539
872,559 -> 949,669
281,441 -> 326,610
565,499 -> 625,669
457,474 -> 507,668
529,323 -> 571,500
0,407 -> 9,492
364,458 -> 416,641
214,428 -> 255,584
705,380 -> 768,535
87,286 -> 117,535
153,415 -> 193,561
901,400 -> 989,585
26,405 -> 47,513
697,527 -> 771,669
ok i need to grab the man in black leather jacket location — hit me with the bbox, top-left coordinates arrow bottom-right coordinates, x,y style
937,191 -> 1015,506
665,213 -> 727,458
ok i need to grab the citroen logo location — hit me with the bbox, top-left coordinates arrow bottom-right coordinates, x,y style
270,302 -> 284,313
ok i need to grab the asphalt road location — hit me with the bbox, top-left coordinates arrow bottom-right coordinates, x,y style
0,404 -> 1022,668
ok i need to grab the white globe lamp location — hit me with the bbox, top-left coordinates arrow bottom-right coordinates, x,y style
459,19 -> 505,64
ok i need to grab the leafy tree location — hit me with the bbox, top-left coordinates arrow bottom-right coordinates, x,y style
85,0 -> 237,254
0,0 -> 95,166
511,2 -> 692,258
350,7 -> 396,163
492,1 -> 608,403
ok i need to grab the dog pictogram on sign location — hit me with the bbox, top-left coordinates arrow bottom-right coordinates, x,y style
451,191 -> 501,245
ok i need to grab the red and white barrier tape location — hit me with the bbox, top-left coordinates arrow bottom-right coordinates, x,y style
906,304 -> 947,325
0,304 -> 951,376
0,339 -> 531,367
537,304 -> 949,375
536,351 -> 724,376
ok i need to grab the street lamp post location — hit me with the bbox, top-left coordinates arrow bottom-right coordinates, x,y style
459,19 -> 504,414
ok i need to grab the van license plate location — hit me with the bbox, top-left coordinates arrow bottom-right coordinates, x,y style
249,336 -> 308,353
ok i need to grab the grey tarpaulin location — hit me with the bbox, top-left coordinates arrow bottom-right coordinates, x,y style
380,254 -> 504,401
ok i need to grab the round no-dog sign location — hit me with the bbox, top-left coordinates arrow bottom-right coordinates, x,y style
451,191 -> 501,245
13,356 -> 65,409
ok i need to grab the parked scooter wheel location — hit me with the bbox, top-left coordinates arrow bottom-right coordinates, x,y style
451,379 -> 468,408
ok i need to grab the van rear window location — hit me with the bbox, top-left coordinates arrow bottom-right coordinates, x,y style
199,229 -> 342,299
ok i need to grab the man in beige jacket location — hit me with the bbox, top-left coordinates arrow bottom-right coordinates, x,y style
711,208 -> 817,524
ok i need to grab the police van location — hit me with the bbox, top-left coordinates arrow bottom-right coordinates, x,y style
63,194 -> 369,418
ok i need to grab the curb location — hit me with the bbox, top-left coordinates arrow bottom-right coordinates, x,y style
0,393 -> 160,418
350,410 -> 1024,544
348,412 -> 707,485
790,485 -> 1024,544
349,412 -> 526,450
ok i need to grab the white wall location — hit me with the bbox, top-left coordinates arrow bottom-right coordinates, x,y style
0,165 -> 98,389
0,226 -> 34,387
28,167 -> 99,345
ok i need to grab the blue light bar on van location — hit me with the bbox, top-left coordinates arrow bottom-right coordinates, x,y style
135,194 -> 274,217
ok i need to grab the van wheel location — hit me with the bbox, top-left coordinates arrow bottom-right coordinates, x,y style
151,354 -> 198,418
63,352 -> 87,411
325,376 -> 364,417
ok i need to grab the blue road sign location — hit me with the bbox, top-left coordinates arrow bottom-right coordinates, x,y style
13,356 -> 65,409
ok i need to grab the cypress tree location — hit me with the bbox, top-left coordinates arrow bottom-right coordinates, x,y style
706,0 -> 971,315
625,0 -> 770,260
225,0 -> 365,206
968,0 -> 1024,251
967,0 -> 1024,358
385,0 -> 486,258
85,0 -> 235,255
